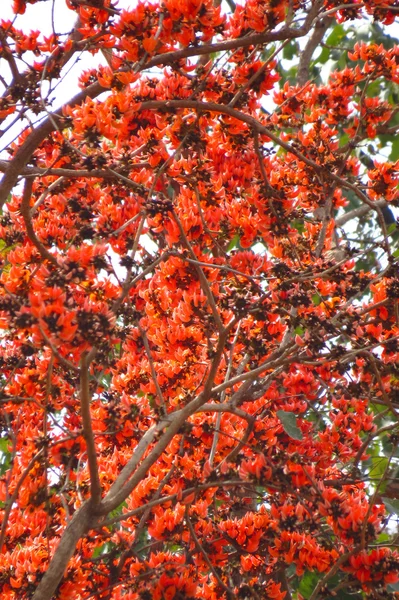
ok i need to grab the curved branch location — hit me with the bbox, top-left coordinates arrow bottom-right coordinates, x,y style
20,178 -> 59,267
80,352 -> 102,508
0,81 -> 104,207
137,99 -> 390,240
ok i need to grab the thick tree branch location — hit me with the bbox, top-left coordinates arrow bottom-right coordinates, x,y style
32,501 -> 97,600
0,160 -> 150,178
336,199 -> 388,227
297,15 -> 332,86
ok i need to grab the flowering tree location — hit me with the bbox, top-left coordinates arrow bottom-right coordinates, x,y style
1,0 -> 399,598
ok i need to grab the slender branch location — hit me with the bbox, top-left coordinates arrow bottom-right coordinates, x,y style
205,402 -> 255,465
80,352 -> 102,508
138,323 -> 167,415
100,479 -> 243,527
38,324 -> 80,374
32,176 -> 65,214
170,251 -> 262,283
186,507 -> 234,598
209,322 -> 242,467
0,449 -> 44,551
172,209 -> 225,333
210,342 -> 296,397
144,15 -> 322,71
308,546 -> 360,600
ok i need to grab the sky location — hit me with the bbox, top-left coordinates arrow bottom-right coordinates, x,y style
2,0 -> 76,32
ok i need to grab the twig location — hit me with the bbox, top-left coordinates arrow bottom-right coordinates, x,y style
138,324 -> 167,415
100,479 -> 244,527
0,449 -> 44,551
172,209 -> 225,333
186,507 -> 234,598
209,322 -> 242,467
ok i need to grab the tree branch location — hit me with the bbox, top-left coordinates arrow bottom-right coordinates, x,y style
20,178 -> 59,267
297,14 -> 332,86
80,352 -> 102,508
0,81 -> 104,207
0,11 -> 322,208
0,449 -> 44,552
32,501 -> 96,600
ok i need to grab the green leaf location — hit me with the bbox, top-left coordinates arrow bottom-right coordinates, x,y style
134,527 -> 150,558
312,294 -> 321,306
298,571 -> 322,599
365,79 -> 382,98
390,137 -> 399,161
276,410 -> 303,441
339,133 -> 349,148
369,455 -> 389,482
315,47 -> 330,65
325,24 -> 346,47
92,543 -> 108,559
382,497 -> 399,515
283,41 -> 298,61
110,500 -> 127,520
0,437 -> 11,476
376,531 -> 391,543
226,234 -> 240,252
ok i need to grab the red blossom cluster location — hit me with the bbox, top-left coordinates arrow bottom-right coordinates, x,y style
0,1 -> 399,599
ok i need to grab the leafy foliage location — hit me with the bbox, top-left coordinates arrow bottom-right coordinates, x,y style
0,1 -> 399,599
